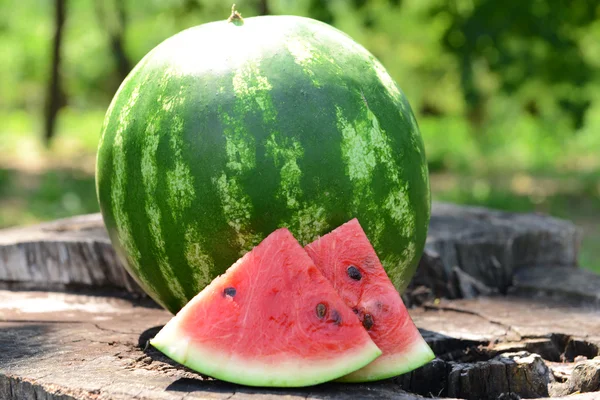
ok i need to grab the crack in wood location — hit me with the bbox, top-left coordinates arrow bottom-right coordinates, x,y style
424,303 -> 522,341
92,322 -> 132,335
222,392 -> 236,400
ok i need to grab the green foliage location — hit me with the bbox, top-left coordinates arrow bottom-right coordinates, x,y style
0,0 -> 599,270
435,0 -> 598,129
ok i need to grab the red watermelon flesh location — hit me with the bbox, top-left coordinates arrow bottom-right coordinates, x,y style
305,219 -> 434,382
150,228 -> 381,387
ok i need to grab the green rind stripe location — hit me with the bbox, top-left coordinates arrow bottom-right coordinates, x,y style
141,109 -> 187,308
282,27 -> 424,288
147,67 -> 211,306
109,87 -> 144,287
215,59 -> 270,255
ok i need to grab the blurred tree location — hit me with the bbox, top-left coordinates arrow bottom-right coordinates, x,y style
94,0 -> 132,84
308,0 -> 334,24
435,0 -> 597,130
44,0 -> 67,142
258,0 -> 270,15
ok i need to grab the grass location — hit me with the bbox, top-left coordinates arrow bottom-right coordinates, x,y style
0,109 -> 598,273
0,168 -> 98,227
0,109 -> 102,174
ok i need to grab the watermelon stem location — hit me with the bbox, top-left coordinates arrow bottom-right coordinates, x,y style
227,4 -> 244,26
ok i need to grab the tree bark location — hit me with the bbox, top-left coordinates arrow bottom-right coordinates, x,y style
0,203 -> 581,298
258,0 -> 270,15
44,0 -> 67,143
95,0 -> 132,84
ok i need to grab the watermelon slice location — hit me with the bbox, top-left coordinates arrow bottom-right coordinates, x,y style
150,228 -> 381,387
305,219 -> 435,382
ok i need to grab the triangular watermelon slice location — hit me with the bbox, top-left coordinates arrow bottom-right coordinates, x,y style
305,219 -> 435,382
150,228 -> 381,387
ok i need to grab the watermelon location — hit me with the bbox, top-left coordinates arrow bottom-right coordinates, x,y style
96,7 -> 430,314
150,227 -> 381,387
305,219 -> 434,382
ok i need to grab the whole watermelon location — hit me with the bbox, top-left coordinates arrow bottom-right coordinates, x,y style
96,9 -> 430,314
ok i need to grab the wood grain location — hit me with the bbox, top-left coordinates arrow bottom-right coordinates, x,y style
1,291 -> 599,399
0,203 -> 581,299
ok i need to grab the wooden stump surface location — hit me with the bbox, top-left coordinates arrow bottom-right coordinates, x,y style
2,291 -> 599,400
0,202 -> 581,297
1,203 -> 598,400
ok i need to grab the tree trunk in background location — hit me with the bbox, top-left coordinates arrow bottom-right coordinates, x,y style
111,0 -> 131,82
258,0 -> 270,15
44,0 -> 66,143
95,0 -> 132,85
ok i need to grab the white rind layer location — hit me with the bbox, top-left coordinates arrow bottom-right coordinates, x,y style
151,317 -> 382,387
336,333 -> 434,383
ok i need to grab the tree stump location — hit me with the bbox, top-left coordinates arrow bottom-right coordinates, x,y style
1,203 -> 598,400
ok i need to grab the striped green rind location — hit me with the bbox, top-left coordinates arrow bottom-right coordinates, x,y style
96,15 -> 430,313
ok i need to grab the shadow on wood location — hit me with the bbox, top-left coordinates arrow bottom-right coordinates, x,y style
0,323 -> 54,365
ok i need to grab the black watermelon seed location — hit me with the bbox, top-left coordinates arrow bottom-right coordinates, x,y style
331,310 -> 342,325
316,303 -> 327,319
362,314 -> 374,330
352,307 -> 359,314
223,287 -> 236,297
347,265 -> 362,280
